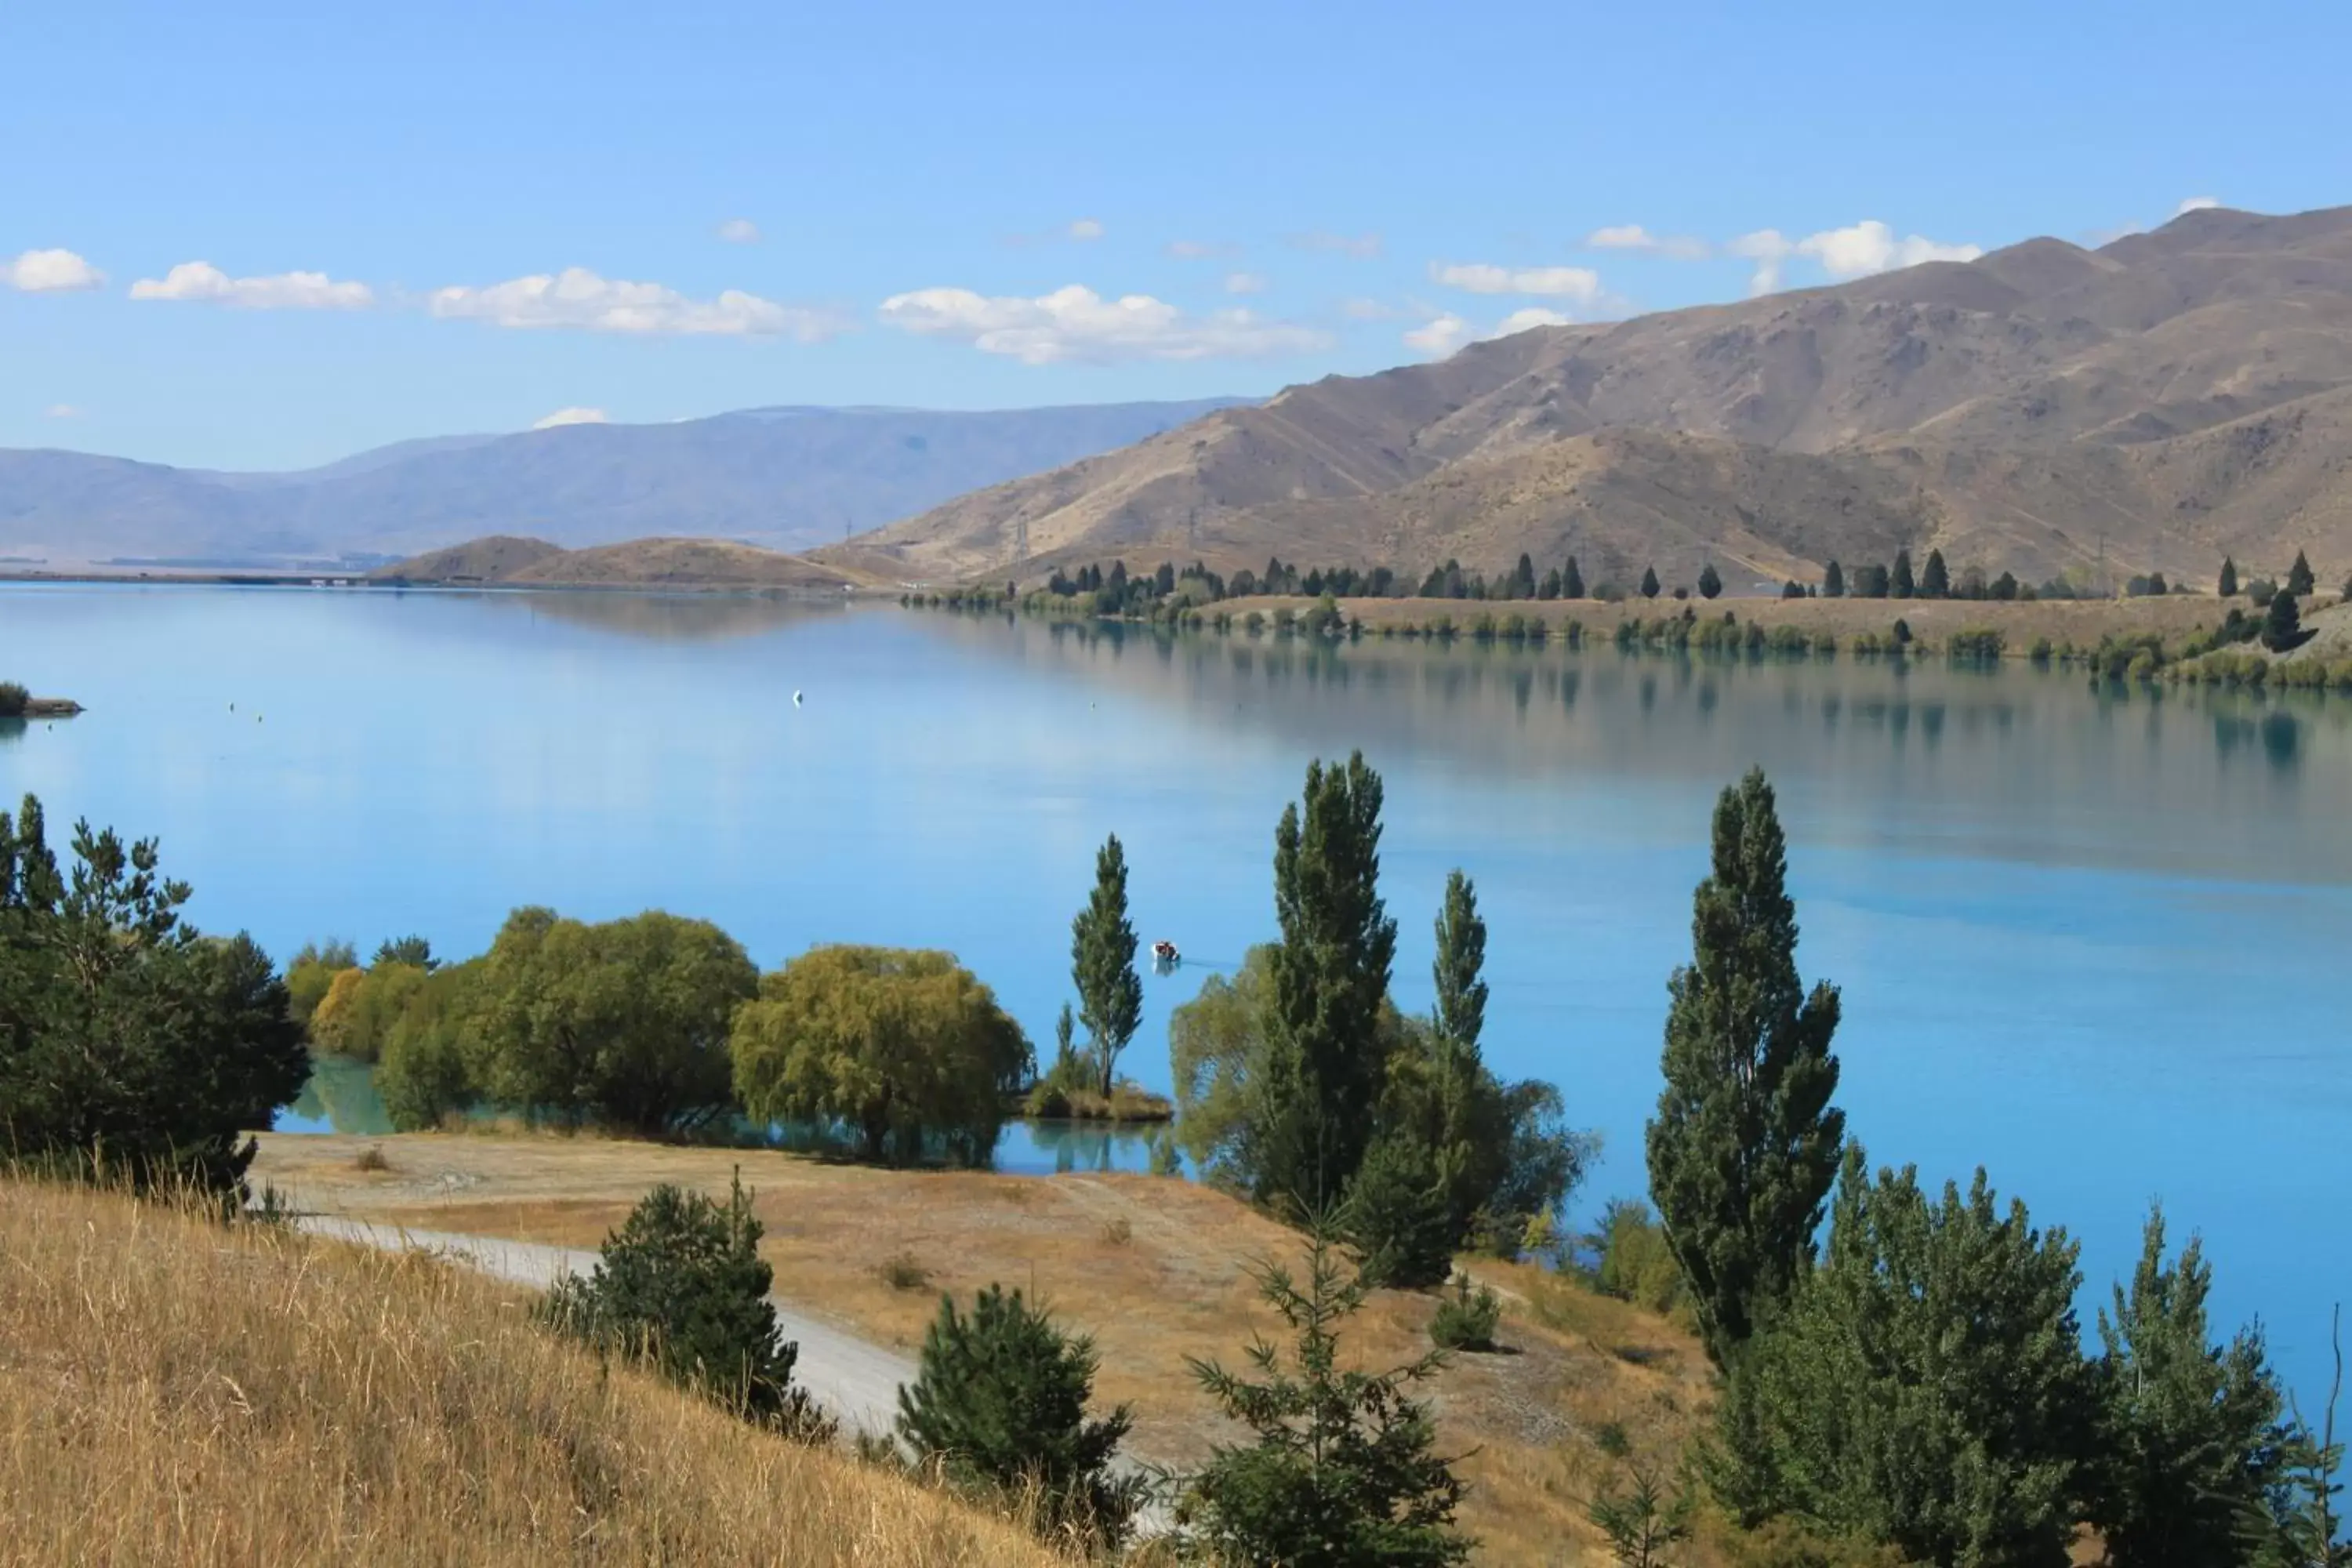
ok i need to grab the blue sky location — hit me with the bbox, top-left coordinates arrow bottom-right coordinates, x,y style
5,0 -> 2346,470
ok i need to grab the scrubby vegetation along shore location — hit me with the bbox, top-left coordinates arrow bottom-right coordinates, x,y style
0,681 -> 80,717
908,568 -> 2352,671
0,1176 -> 1062,1568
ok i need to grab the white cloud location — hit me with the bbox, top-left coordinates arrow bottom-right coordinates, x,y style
1341,296 -> 1401,320
1583,224 -> 1709,260
532,406 -> 609,430
1728,229 -> 1795,295
1286,231 -> 1384,259
1406,305 -> 1574,360
1728,220 -> 1981,296
877,284 -> 1331,365
3,248 -> 107,292
130,261 -> 373,310
1490,307 -> 1573,336
717,218 -> 761,243
42,403 -> 82,419
2174,195 -> 2221,216
1165,239 -> 1240,260
1066,218 -> 1105,241
1224,271 -> 1268,295
1429,262 -> 1604,303
1403,314 -> 1473,358
428,267 -> 844,339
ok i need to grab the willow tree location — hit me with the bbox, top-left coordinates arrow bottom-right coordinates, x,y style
1645,769 -> 1845,1369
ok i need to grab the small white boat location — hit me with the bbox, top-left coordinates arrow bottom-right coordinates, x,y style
793,690 -> 804,707
1151,939 -> 1180,965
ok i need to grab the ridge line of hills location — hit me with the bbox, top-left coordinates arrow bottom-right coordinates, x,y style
814,201 -> 2352,592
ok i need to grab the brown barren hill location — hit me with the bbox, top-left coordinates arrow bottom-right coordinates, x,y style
822,202 -> 2352,590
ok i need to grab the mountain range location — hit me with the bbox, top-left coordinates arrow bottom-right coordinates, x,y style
823,204 -> 2352,591
0,401 -> 1243,568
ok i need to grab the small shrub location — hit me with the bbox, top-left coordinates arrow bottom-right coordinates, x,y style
896,1284 -> 1138,1545
541,1176 -> 832,1440
1429,1272 -> 1502,1352
879,1251 -> 934,1292
1099,1217 -> 1132,1247
352,1145 -> 390,1173
1592,1420 -> 1632,1458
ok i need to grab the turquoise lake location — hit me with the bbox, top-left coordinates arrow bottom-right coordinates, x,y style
5,583 -> 2348,1403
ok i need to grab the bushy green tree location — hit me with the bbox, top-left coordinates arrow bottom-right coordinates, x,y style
1699,563 -> 1724,600
1589,1198 -> 1688,1316
1823,560 -> 1846,598
2090,1207 -> 2289,1567
2289,550 -> 2318,596
1646,769 -> 1845,1369
2267,589 -> 2304,652
376,958 -> 484,1130
731,944 -> 1029,1167
310,960 -> 430,1063
465,906 -> 757,1137
1712,1145 -> 2097,1568
1254,753 -> 1398,1213
1185,1228 -> 1472,1566
284,939 -> 358,1030
1920,549 -> 1950,598
896,1284 -> 1138,1542
1170,945 -> 1276,1185
1069,833 -> 1142,1096
541,1175 -> 829,1438
0,795 -> 307,1200
1345,1129 -> 1454,1288
374,934 -> 436,970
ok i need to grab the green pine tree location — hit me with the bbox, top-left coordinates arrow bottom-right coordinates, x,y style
1711,1145 -> 2099,1568
2266,589 -> 2303,652
895,1283 -> 1139,1544
1892,549 -> 1915,599
2221,556 -> 2241,597
1697,563 -> 1723,600
1513,553 -> 1537,597
1640,566 -> 1661,600
1069,833 -> 1143,1095
1185,1227 -> 1473,1566
2089,1207 -> 2289,1568
2289,550 -> 2317,596
1345,1130 -> 1454,1288
1253,753 -> 1398,1213
1564,557 -> 1586,599
1824,559 -> 1846,598
1645,769 -> 1845,1369
1921,549 -> 1950,598
541,1175 -> 830,1439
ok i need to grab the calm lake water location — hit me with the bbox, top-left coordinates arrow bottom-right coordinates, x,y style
5,583 -> 2349,1403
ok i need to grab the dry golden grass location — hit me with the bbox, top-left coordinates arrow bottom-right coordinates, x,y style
0,1174 -> 1061,1568
253,1131 -> 1717,1563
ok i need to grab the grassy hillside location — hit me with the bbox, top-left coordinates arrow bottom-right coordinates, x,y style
0,1176 -> 1061,1568
255,1131 -> 1716,1563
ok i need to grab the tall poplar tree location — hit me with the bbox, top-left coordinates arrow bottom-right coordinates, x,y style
1563,556 -> 1586,599
1892,548 -> 1916,599
1823,559 -> 1846,598
1070,833 -> 1142,1096
1252,753 -> 1398,1212
1921,548 -> 1951,598
1432,869 -> 1486,1057
1645,769 -> 1846,1369
2220,556 -> 2240,597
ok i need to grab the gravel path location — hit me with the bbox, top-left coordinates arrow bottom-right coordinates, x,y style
293,1214 -> 917,1438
